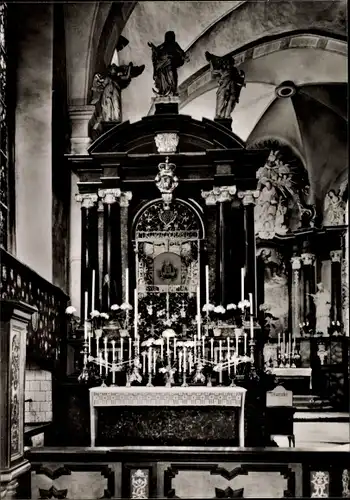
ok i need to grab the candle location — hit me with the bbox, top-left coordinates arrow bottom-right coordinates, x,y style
289,336 -> 292,359
142,352 -> 146,374
178,350 -> 182,373
167,337 -> 170,359
205,265 -> 210,311
210,338 -> 214,361
243,333 -> 247,355
128,337 -> 132,366
96,336 -> 100,359
104,337 -> 108,372
219,340 -> 222,361
249,292 -> 253,314
136,335 -> 140,357
283,333 -> 286,355
196,286 -> 201,340
153,350 -> 156,374
219,366 -> 223,385
235,331 -> 239,355
111,340 -> 116,384
99,352 -> 103,376
160,340 -> 164,360
148,347 -> 152,374
120,338 -> 124,362
250,314 -> 254,339
193,335 -> 197,363
227,338 -> 230,359
183,347 -> 187,374
202,336 -> 205,359
84,320 -> 88,341
91,270 -> 95,312
292,338 -> 296,357
84,291 -> 88,320
173,338 -> 177,360
189,352 -> 192,373
125,268 -> 129,327
88,325 -> 91,353
278,333 -> 281,350
134,288 -> 138,338
241,267 -> 245,302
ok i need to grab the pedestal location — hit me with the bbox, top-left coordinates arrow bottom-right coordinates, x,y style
0,300 -> 36,498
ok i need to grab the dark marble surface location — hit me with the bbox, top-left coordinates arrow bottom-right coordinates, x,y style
97,407 -> 239,447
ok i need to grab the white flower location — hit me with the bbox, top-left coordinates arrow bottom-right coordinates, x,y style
100,313 -> 109,320
163,319 -> 172,327
141,338 -> 154,347
162,329 -> 176,338
146,305 -> 153,315
202,303 -> 214,312
184,340 -> 195,347
65,306 -> 77,315
244,299 -> 250,307
90,310 -> 100,318
176,341 -> 184,347
226,303 -> 237,310
120,302 -> 133,311
153,338 -> 164,345
159,367 -> 167,374
214,305 -> 226,314
111,304 -> 120,311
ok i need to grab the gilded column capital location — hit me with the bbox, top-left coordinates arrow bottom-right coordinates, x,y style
201,186 -> 237,205
119,191 -> 133,207
75,193 -> 98,209
237,189 -> 260,206
301,252 -> 315,266
291,256 -> 302,270
330,250 -> 342,263
98,188 -> 121,205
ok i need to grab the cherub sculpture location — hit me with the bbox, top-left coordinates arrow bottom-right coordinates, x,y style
205,51 -> 246,119
148,31 -> 189,97
89,62 -> 145,137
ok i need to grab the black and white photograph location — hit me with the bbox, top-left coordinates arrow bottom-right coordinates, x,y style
0,1 -> 348,498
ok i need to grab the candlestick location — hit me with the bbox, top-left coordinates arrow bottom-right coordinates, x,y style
210,338 -> 214,361
134,288 -> 138,338
283,333 -> 286,356
278,333 -> 281,350
241,267 -> 245,303
205,265 -> 209,313
99,352 -> 103,376
120,338 -> 124,362
128,337 -> 132,366
91,270 -> 95,312
166,337 -> 170,360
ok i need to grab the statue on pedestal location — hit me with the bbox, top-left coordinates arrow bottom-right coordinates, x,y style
205,51 -> 246,119
323,189 -> 346,226
309,283 -> 331,335
148,31 -> 189,96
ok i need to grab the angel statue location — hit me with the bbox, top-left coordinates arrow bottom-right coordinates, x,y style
309,283 -> 331,335
89,62 -> 145,136
205,51 -> 246,119
148,31 -> 189,97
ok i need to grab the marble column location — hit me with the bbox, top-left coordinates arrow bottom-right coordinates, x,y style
238,190 -> 260,316
118,191 -> 132,303
98,189 -> 121,310
301,252 -> 316,326
201,186 -> 236,305
330,250 -> 342,324
75,193 -> 98,320
290,256 -> 302,336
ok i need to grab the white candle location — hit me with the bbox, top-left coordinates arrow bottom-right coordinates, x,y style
99,352 -> 103,375
111,340 -> 116,384
173,338 -> 177,360
88,326 -> 91,353
283,333 -> 286,355
278,333 -> 281,350
96,336 -> 100,358
205,265 -> 210,310
84,320 -> 88,341
178,350 -> 182,373
104,337 -> 108,372
128,337 -> 132,366
142,352 -> 146,374
202,336 -> 205,359
120,338 -> 124,362
189,352 -> 192,373
219,366 -> 223,385
183,347 -> 187,373
91,270 -> 95,312
210,338 -> 214,361
243,333 -> 247,355
227,338 -> 230,359
134,288 -> 138,338
196,286 -> 201,340
160,340 -> 164,360
167,337 -> 170,358
153,350 -> 156,374
249,293 -> 253,314
148,347 -> 152,374
241,267 -> 245,302
194,335 -> 197,363
292,338 -> 296,357
84,291 -> 88,320
219,340 -> 222,361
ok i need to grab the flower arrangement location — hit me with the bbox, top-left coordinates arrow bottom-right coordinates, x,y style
65,306 -> 80,337
109,302 -> 133,330
202,300 -> 251,330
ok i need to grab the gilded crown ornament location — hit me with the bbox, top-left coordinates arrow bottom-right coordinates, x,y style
155,156 -> 179,210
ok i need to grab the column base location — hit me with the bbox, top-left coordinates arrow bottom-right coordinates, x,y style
1,459 -> 31,499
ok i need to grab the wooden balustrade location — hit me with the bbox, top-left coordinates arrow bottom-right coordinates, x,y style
20,446 -> 350,499
0,248 -> 69,371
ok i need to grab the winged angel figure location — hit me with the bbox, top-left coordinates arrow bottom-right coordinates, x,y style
89,62 -> 145,137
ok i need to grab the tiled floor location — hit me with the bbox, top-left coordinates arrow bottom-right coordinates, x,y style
273,413 -> 350,449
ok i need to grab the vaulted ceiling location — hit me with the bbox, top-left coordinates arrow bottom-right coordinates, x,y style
64,1 -> 348,204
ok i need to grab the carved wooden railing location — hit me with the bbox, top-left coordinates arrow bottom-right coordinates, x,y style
21,446 -> 350,499
0,248 -> 69,370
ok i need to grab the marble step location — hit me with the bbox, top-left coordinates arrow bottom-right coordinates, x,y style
293,395 -> 333,411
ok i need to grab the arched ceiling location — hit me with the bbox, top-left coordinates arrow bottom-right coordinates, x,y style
64,0 -> 347,204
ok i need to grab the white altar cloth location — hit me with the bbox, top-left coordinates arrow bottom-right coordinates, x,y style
89,386 -> 247,447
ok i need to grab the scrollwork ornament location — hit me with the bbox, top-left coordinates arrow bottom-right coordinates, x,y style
201,186 -> 237,205
75,193 -> 98,209
310,471 -> 329,497
154,133 -> 179,153
342,469 -> 350,498
131,469 -> 148,499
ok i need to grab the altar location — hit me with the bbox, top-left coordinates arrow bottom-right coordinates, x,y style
90,386 -> 247,448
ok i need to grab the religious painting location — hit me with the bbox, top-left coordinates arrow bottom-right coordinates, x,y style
154,252 -> 181,285
257,246 -> 289,337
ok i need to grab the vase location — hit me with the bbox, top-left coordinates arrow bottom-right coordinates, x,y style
213,327 -> 221,337
120,328 -> 129,338
94,328 -> 103,340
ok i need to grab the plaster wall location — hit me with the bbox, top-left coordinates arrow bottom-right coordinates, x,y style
15,4 -> 54,282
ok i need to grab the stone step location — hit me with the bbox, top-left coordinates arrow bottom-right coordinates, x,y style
292,395 -> 334,411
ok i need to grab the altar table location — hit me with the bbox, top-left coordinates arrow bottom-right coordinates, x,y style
271,367 -> 312,390
89,386 -> 247,448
